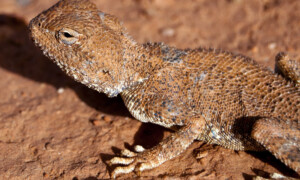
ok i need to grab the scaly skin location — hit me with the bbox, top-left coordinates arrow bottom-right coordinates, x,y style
29,0 -> 300,178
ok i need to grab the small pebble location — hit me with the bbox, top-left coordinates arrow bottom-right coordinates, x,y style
268,42 -> 276,50
162,28 -> 175,37
57,87 -> 64,94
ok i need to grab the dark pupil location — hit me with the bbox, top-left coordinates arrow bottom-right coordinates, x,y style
63,32 -> 73,38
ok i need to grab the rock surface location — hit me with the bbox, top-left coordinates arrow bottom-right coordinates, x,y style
0,0 -> 299,179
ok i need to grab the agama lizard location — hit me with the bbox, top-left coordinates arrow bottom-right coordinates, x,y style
29,0 -> 300,178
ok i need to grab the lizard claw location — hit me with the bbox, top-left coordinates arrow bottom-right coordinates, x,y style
109,145 -> 152,178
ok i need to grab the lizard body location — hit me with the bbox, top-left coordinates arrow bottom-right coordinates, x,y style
29,0 -> 300,178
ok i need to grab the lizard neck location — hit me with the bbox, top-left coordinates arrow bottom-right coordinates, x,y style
117,40 -> 188,96
115,37 -> 164,94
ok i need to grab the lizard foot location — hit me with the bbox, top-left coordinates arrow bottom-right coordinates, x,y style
109,119 -> 205,178
109,145 -> 158,178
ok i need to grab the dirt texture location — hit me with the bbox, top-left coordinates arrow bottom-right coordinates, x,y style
0,0 -> 299,179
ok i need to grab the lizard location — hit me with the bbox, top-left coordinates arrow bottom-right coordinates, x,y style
29,0 -> 300,178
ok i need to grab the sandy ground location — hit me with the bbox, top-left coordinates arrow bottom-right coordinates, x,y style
0,0 -> 299,179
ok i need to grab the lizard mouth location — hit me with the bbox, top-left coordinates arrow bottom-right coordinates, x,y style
29,18 -> 49,55
29,17 -> 66,69
31,34 -> 56,63
29,16 -> 80,81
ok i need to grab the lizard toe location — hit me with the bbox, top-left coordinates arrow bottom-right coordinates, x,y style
134,145 -> 146,152
121,148 -> 137,157
111,163 -> 136,179
109,146 -> 157,178
109,156 -> 134,165
110,156 -> 144,178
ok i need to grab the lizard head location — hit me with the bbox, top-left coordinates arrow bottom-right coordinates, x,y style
29,0 -> 138,97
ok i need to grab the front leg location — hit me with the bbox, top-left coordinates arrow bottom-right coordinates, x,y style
109,117 -> 206,178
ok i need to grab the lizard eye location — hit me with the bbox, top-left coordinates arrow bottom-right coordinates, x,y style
62,32 -> 73,38
58,28 -> 81,45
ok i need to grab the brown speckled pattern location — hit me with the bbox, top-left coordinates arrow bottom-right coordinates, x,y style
29,0 -> 299,178
275,52 -> 300,85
